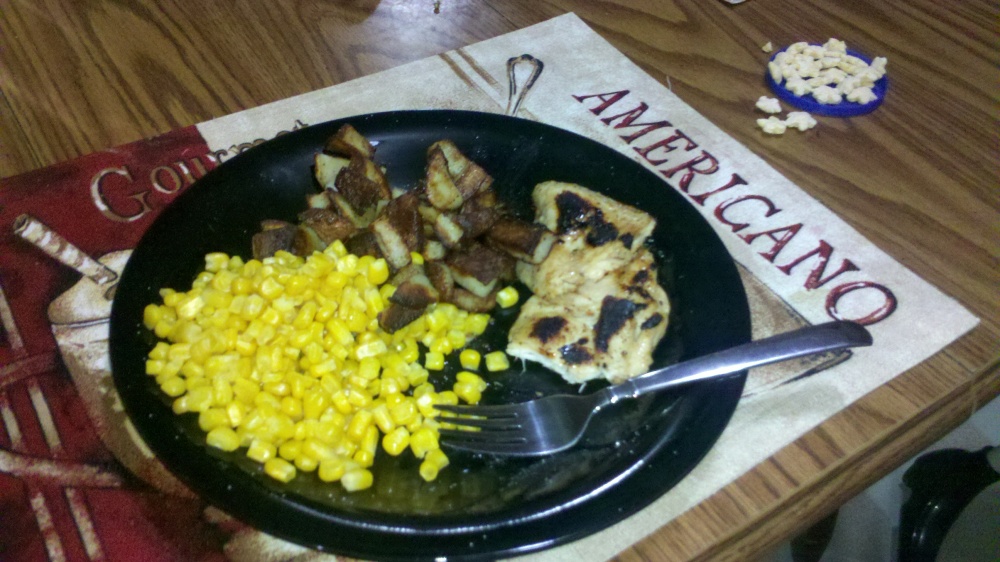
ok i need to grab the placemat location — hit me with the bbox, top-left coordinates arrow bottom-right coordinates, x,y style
0,13 -> 978,562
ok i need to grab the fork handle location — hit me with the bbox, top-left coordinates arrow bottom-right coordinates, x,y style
608,321 -> 873,402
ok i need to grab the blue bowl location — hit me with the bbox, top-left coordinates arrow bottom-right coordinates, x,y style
766,47 -> 887,117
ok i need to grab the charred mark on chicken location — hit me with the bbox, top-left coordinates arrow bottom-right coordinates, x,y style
594,296 -> 646,353
560,342 -> 592,365
530,316 -> 567,344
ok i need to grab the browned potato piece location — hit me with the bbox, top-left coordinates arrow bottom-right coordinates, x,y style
446,286 -> 499,313
324,123 -> 375,159
444,243 -> 509,298
307,190 -> 332,209
335,156 -> 391,217
464,186 -> 500,212
422,240 -> 447,261
432,212 -> 465,248
331,193 -> 379,228
389,262 -> 426,287
425,261 -> 455,301
425,147 -> 463,210
377,303 -> 426,333
293,226 -> 326,256
486,217 -> 557,264
314,153 -> 350,188
454,207 -> 500,239
298,208 -> 357,244
252,220 -> 298,259
371,191 -> 424,270
389,275 -> 439,308
430,140 -> 493,197
344,230 -> 383,258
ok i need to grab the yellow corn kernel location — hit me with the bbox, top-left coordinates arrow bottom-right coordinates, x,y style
428,336 -> 453,356
437,390 -> 459,406
410,427 -> 439,459
231,276 -> 253,295
465,313 -> 491,335
369,403 -> 393,434
302,439 -> 336,461
346,409 -> 373,442
424,351 -> 445,371
285,275 -> 311,296
409,251 -> 424,265
353,449 -> 375,467
143,304 -> 163,330
360,425 -> 379,456
389,399 -> 419,426
280,396 -> 303,420
204,252 -> 230,272
186,386 -> 214,412
334,438 -> 358,458
484,350 -> 510,372
354,338 -> 387,361
175,294 -> 205,320
399,340 -> 419,363
263,458 -> 297,483
367,258 -> 390,285
198,408 -> 229,432
325,239 -> 346,257
415,392 -> 436,418
247,439 -> 277,463
453,382 -> 482,405
459,349 -> 482,370
382,427 -> 410,456
232,378 -> 259,404
222,401 -> 244,427
318,457 -> 351,482
345,388 -> 371,409
302,392 -> 328,420
206,426 -> 241,452
148,341 -> 170,360
278,440 -> 302,461
457,371 -> 486,389
419,448 -> 450,482
446,329 -> 467,350
160,376 -> 187,397
294,454 -> 319,472
341,468 -> 373,491
496,286 -> 519,308
146,359 -> 165,376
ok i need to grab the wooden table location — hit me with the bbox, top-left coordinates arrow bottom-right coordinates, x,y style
1,1 -> 996,560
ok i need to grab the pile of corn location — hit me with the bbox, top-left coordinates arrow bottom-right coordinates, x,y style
142,241 -> 513,491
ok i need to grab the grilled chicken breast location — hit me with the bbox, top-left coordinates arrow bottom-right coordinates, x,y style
507,182 -> 670,384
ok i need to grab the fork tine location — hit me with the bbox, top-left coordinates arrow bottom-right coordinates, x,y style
433,403 -> 522,418
438,429 -> 531,455
436,415 -> 522,430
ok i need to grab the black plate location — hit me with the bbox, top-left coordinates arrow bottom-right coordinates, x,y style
110,110 -> 750,561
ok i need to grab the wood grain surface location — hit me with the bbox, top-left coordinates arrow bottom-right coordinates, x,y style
1,0 -> 996,560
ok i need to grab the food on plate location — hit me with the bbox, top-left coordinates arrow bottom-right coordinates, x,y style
144,124 -> 529,491
142,122 -> 673,489
507,182 -> 671,385
143,244 -> 492,491
255,125 -> 525,333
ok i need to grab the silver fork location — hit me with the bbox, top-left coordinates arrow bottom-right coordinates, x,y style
436,320 -> 872,456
